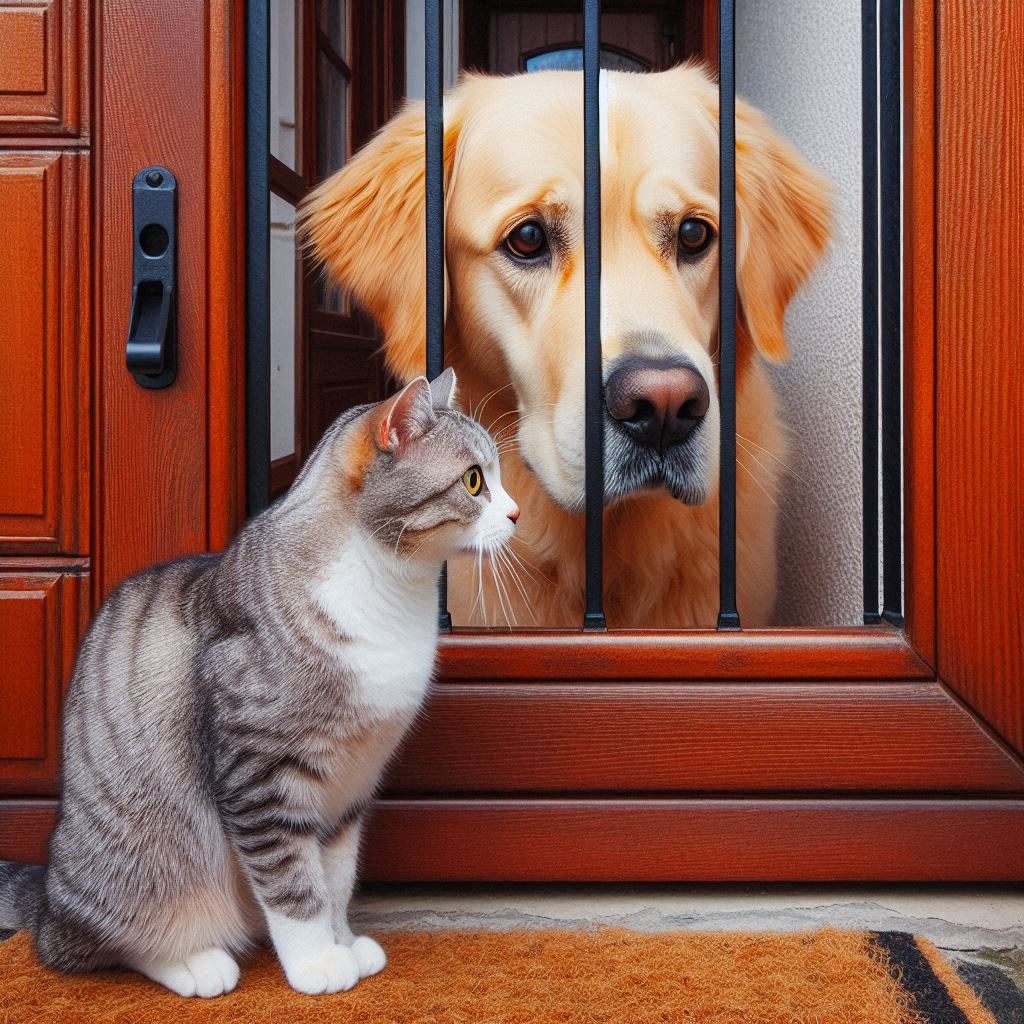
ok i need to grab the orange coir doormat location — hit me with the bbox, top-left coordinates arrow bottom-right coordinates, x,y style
0,926 -> 995,1024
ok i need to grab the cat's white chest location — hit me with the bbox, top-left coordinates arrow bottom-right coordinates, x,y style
315,545 -> 439,718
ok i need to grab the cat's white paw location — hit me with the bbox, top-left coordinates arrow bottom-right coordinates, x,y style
350,935 -> 387,978
134,947 -> 239,998
185,947 -> 241,998
285,944 -> 360,995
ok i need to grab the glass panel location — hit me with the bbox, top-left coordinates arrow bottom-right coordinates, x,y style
316,51 -> 348,314
317,52 -> 348,179
524,47 -> 647,73
270,0 -> 302,172
319,0 -> 348,61
269,193 -> 298,461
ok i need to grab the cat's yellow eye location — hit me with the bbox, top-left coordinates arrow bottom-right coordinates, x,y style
463,466 -> 483,496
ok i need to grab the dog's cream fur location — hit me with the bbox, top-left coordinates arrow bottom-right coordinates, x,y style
302,65 -> 830,628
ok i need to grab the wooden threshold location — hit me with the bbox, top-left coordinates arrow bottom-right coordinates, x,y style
5,797 -> 1023,882
438,626 -> 932,681
362,798 -> 1024,882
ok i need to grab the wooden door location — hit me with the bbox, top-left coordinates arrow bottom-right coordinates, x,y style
0,0 -> 245,854
462,0 -> 715,72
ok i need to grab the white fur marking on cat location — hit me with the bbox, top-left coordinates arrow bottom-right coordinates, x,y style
132,947 -> 240,999
263,906 -> 360,995
316,537 -> 438,720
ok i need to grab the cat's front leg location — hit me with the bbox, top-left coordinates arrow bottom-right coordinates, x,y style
229,826 -> 359,995
323,816 -> 387,978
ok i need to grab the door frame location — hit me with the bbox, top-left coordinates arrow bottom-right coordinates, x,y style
3,0 -> 1020,883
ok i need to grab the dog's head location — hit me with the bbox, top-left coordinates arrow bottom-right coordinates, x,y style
301,65 -> 830,511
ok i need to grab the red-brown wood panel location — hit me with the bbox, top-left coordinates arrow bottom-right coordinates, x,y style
935,2 -> 1024,754
5,797 -> 1023,882
0,570 -> 87,795
365,799 -> 1024,882
902,0 -> 936,670
0,0 -> 87,139
93,0 -> 244,600
0,151 -> 89,554
438,628 -> 931,681
361,799 -> 1024,882
387,682 -> 1024,795
0,801 -> 55,862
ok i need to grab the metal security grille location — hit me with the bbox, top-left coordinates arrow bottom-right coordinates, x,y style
420,0 -> 903,632
863,0 -> 904,626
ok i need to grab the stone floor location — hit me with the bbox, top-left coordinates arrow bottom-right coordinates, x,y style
352,884 -> 1024,1003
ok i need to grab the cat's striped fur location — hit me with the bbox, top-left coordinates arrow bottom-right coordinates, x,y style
0,371 -> 519,997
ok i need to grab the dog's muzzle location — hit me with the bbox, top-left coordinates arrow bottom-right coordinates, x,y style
603,355 -> 713,505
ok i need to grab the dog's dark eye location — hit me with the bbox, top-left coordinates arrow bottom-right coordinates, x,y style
505,221 -> 548,261
678,217 -> 714,257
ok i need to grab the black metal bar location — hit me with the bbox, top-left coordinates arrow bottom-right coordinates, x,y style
861,0 -> 881,624
879,0 -> 903,625
582,0 -> 606,631
245,1 -> 270,517
716,0 -> 740,631
425,0 -> 452,630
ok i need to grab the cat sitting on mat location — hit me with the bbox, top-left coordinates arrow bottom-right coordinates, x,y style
0,369 -> 519,998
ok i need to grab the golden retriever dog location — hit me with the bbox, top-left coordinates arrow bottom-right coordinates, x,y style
302,64 -> 830,628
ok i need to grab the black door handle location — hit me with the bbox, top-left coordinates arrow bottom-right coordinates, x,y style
126,166 -> 177,389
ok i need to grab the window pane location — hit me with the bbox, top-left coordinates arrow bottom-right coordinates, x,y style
317,53 -> 348,179
319,0 -> 348,61
269,193 -> 298,461
524,47 -> 647,73
316,51 -> 349,315
270,0 -> 302,172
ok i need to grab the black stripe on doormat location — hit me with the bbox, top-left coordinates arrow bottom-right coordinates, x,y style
956,960 -> 1024,1024
871,931 -> 971,1023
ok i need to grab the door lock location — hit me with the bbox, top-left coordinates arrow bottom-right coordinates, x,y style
126,166 -> 177,389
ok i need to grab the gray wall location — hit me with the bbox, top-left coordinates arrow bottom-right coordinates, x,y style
738,1 -> 863,625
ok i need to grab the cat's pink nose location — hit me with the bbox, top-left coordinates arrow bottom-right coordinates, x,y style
507,505 -> 520,524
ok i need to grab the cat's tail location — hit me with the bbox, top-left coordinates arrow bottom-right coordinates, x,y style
0,861 -> 45,934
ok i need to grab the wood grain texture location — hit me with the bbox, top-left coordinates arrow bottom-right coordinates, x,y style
6,797 -> 1023,881
93,0 -> 243,601
206,0 -> 247,551
0,0 -> 86,138
0,8 -> 45,92
0,151 -> 89,554
902,0 -> 936,669
936,2 -> 1024,754
358,799 -> 1024,882
0,571 -> 87,795
386,682 -> 1024,794
438,627 -> 932,681
0,801 -> 55,862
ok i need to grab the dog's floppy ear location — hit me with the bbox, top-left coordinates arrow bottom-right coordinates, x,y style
734,99 -> 832,362
299,100 -> 463,382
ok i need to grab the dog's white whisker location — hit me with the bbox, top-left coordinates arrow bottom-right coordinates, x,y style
735,456 -> 793,525
736,433 -> 808,486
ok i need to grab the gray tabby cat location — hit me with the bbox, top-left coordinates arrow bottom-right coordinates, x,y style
0,369 -> 518,997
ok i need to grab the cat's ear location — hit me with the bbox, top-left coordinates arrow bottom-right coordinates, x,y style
377,377 -> 436,452
429,367 -> 457,411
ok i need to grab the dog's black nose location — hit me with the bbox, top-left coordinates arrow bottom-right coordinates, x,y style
605,357 -> 710,450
